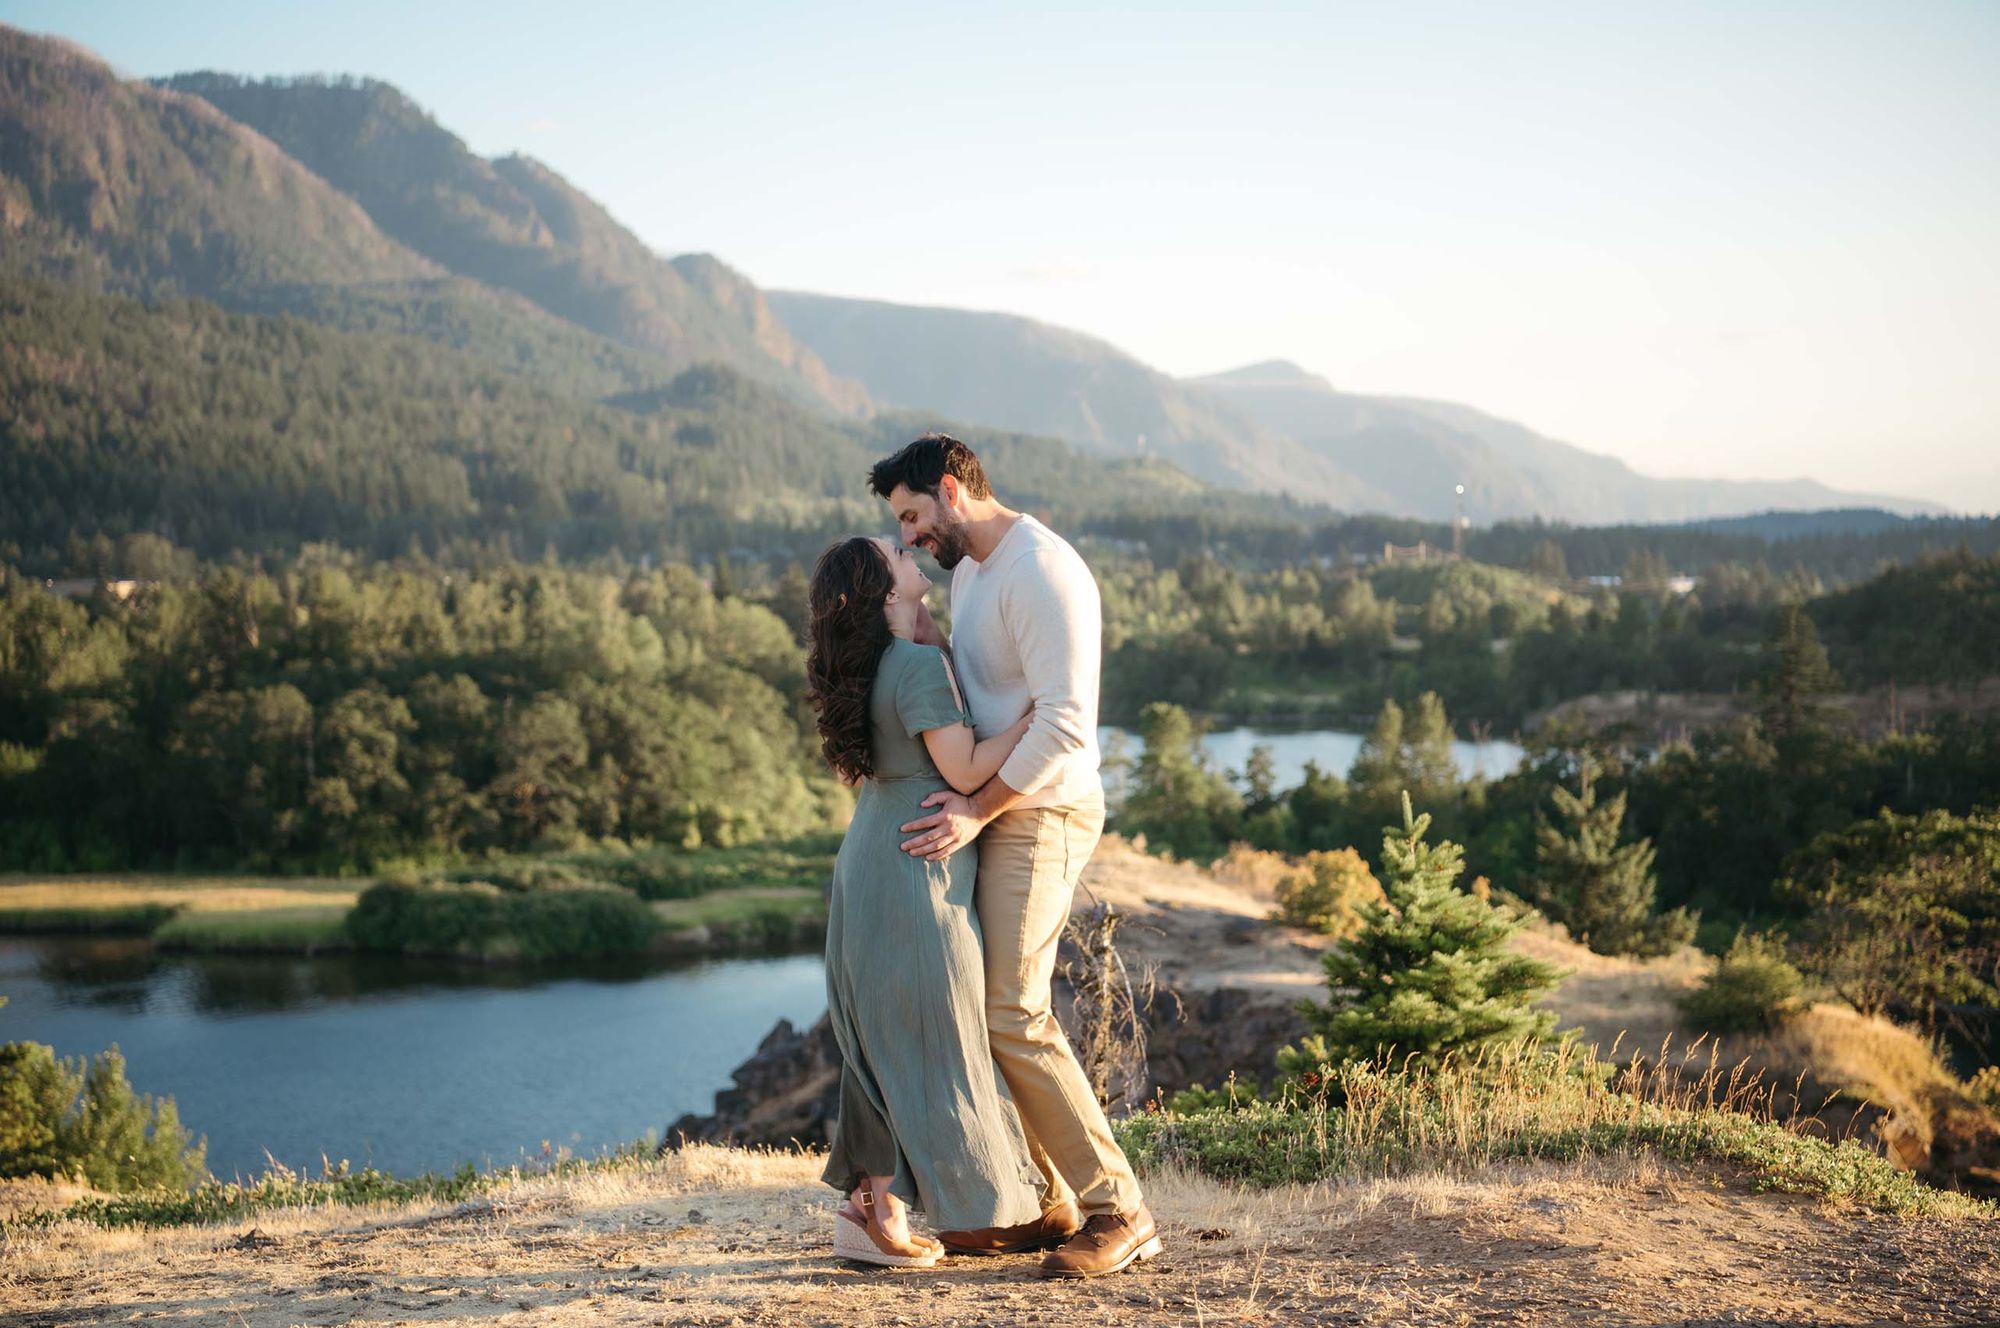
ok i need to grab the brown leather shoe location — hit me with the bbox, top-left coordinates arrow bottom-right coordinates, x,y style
938,1198 -> 1083,1256
1038,1205 -> 1162,1278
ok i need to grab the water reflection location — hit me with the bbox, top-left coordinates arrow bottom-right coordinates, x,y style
18,940 -> 693,1017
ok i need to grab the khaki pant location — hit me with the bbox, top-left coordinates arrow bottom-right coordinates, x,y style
975,793 -> 1143,1217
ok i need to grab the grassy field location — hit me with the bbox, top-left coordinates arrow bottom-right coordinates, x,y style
0,835 -> 839,959
0,875 -> 360,951
648,887 -> 825,932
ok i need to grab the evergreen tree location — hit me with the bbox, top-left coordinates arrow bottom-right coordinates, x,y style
1120,702 -> 1241,860
1347,698 -> 1408,801
1287,793 -> 1562,1068
1528,762 -> 1697,957
1403,691 -> 1459,792
0,1042 -> 207,1190
1757,601 -> 1839,743
1350,692 -> 1457,802
1241,743 -> 1279,811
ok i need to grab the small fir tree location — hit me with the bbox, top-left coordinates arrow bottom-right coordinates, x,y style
1286,793 -> 1563,1069
1528,763 -> 1697,957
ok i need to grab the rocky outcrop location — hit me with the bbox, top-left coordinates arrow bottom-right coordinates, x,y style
662,980 -> 1308,1151
663,1016 -> 843,1151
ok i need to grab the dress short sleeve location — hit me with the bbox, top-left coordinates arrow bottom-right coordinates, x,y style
895,645 -> 973,738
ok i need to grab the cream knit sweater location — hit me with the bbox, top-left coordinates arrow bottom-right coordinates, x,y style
948,515 -> 1104,810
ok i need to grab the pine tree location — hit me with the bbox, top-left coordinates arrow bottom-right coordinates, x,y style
1122,702 -> 1241,860
1527,538 -> 1569,582
1347,698 -> 1406,800
1241,743 -> 1279,811
1757,601 -> 1839,742
1403,691 -> 1459,793
1349,694 -> 1457,801
1288,793 -> 1563,1068
1528,763 -> 1697,957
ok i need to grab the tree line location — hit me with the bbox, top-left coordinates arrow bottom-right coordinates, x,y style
0,553 -> 843,871
1115,603 -> 2000,1061
1096,545 -> 2000,728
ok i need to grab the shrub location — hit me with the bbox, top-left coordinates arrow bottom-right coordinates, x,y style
345,877 -> 657,960
1677,930 -> 1805,1033
588,834 -> 840,901
450,860 -> 602,893
1969,1065 -> 2000,1114
1270,848 -> 1385,938
0,1042 -> 207,1192
1210,844 -> 1292,897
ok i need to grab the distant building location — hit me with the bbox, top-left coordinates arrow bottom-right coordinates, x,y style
43,577 -> 148,601
1382,540 -> 1434,565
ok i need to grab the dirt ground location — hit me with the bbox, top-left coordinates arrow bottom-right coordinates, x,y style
1078,835 -> 1330,1001
5,1145 -> 1994,1327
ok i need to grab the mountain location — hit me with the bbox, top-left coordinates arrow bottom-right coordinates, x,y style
154,72 -> 867,415
766,291 -> 1395,510
1,27 -> 1290,571
1668,508 -> 1920,539
0,29 -> 434,295
0,26 -> 863,414
767,288 -> 1946,523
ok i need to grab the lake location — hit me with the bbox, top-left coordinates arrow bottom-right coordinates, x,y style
0,937 -> 826,1183
1097,725 -> 1526,802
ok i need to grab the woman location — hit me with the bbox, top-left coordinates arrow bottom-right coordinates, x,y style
805,536 -> 1047,1268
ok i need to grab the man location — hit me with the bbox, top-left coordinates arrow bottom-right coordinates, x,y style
869,433 -> 1161,1279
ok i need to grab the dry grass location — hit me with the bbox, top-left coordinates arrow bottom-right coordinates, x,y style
0,873 -> 358,914
0,873 -> 361,951
8,1143 -> 1996,1326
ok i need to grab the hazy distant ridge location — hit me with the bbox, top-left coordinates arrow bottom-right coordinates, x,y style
770,292 -> 1944,523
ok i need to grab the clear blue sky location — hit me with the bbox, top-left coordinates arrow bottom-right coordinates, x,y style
7,0 -> 1997,512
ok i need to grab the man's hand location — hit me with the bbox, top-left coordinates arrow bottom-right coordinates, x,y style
900,789 -> 985,861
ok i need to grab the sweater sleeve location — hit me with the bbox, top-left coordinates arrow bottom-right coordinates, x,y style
995,548 -> 1101,796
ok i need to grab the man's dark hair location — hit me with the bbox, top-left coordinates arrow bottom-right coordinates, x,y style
868,433 -> 993,502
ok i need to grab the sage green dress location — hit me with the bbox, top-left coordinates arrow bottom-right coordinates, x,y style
820,637 -> 1045,1232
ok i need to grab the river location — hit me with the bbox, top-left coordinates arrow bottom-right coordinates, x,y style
0,937 -> 825,1183
4,726 -> 1526,1187
1098,724 -> 1526,802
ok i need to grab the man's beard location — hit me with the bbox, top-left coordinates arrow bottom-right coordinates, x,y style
927,513 -> 973,569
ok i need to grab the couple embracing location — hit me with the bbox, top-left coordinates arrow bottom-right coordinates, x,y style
803,433 -> 1161,1277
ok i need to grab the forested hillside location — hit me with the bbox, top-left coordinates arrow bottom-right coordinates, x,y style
0,25 -> 861,415
158,71 -> 865,414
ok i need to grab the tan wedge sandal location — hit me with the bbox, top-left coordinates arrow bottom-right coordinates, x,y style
832,1187 -> 941,1269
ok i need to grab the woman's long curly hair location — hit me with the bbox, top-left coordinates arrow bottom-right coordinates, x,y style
804,537 -> 896,784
